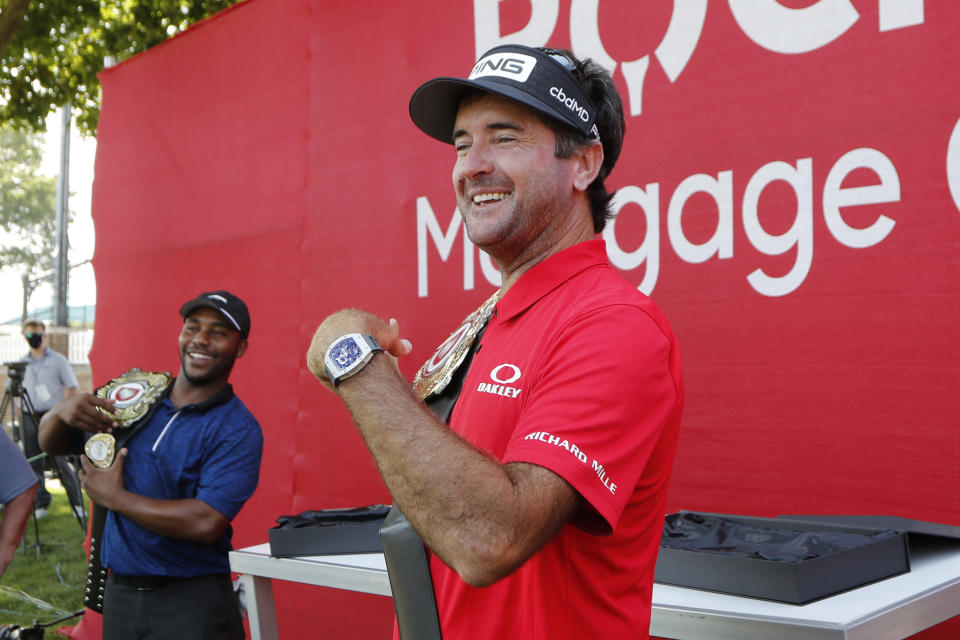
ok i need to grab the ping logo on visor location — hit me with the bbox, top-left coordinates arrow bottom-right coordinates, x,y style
469,52 -> 537,83
408,44 -> 600,144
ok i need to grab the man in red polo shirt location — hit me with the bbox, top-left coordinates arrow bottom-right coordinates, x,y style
307,44 -> 683,639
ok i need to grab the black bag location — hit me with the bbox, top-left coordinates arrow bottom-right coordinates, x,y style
268,505 -> 390,557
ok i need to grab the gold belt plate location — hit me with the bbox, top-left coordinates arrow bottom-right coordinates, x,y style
84,433 -> 116,469
412,291 -> 500,400
95,368 -> 171,427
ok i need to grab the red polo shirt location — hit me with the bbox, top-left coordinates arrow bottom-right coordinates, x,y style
428,239 -> 684,639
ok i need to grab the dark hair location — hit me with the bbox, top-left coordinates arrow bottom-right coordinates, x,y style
543,51 -> 625,233
23,318 -> 45,332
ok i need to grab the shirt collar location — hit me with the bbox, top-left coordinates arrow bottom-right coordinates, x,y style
495,239 -> 609,323
24,347 -> 50,361
163,381 -> 235,412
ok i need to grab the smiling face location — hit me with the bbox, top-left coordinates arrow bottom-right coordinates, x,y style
178,307 -> 247,388
452,93 -> 583,271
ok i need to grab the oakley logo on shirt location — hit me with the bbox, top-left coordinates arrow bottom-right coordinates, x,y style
477,363 -> 522,398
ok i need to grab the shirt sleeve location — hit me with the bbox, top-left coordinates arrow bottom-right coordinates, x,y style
195,405 -> 263,520
1,430 -> 38,504
57,353 -> 79,389
501,305 -> 680,531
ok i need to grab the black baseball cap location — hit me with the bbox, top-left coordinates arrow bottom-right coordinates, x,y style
179,290 -> 251,339
409,44 -> 600,144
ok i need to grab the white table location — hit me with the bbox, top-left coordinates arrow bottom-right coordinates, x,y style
230,543 -> 390,640
230,541 -> 960,640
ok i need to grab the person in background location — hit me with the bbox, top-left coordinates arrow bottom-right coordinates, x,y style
20,318 -> 78,518
1,427 -> 38,578
39,291 -> 263,640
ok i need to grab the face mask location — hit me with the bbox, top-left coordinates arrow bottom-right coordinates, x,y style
26,333 -> 43,349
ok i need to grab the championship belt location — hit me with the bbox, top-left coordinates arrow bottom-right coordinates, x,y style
82,368 -> 171,613
85,368 -> 172,468
412,290 -> 499,401
96,368 -> 172,426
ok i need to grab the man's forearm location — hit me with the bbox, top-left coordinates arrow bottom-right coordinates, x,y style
336,354 -> 578,586
0,484 -> 38,578
38,411 -> 76,455
97,488 -> 228,544
306,309 -> 580,585
79,452 -> 229,545
39,393 -> 117,455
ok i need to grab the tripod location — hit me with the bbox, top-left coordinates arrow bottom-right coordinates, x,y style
1,364 -> 87,552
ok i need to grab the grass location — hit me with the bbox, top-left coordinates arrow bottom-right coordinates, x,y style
0,483 -> 89,637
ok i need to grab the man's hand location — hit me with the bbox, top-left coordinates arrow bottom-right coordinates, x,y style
39,393 -> 117,456
306,310 -> 412,390
79,448 -> 127,510
50,393 -> 117,434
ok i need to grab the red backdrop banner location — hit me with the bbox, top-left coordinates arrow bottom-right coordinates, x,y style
85,1 -> 959,637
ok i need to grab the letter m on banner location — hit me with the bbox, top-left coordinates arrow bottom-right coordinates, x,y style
417,196 -> 462,297
417,196 -> 501,297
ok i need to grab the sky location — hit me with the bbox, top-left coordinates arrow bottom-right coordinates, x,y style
0,110 -> 97,327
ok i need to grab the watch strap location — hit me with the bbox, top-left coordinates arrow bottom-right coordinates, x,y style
380,505 -> 443,640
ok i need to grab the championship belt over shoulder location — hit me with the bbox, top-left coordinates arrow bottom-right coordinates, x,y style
84,368 -> 172,469
82,368 -> 171,613
381,291 -> 499,640
411,290 -> 499,402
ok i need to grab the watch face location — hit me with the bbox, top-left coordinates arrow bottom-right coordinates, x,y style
325,334 -> 381,385
332,337 -> 362,368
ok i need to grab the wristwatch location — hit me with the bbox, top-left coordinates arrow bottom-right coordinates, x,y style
323,334 -> 383,386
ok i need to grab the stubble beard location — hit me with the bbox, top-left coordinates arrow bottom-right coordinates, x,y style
179,350 -> 236,387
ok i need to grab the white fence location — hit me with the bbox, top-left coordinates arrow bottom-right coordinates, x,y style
0,330 -> 93,364
68,331 -> 94,363
0,335 -> 26,363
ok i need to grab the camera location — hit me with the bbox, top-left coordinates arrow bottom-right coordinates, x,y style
0,624 -> 43,640
5,361 -> 27,379
4,361 -> 27,397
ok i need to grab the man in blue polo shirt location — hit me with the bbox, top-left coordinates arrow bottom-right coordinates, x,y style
39,291 -> 263,640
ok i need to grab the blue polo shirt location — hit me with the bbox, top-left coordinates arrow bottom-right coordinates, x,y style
101,384 -> 263,577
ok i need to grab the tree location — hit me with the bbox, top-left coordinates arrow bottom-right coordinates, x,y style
0,0 -> 241,136
0,124 -> 57,315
